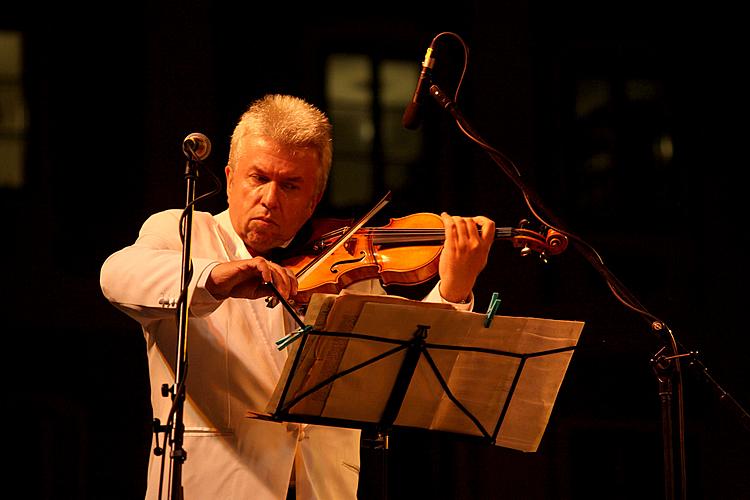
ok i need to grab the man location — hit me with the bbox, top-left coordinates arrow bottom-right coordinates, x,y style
100,94 -> 495,499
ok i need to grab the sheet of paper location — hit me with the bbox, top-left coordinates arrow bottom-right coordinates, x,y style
266,292 -> 452,415
265,293 -> 338,413
428,315 -> 583,447
321,302 -> 466,423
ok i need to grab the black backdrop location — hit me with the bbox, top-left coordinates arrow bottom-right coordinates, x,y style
4,2 -> 749,499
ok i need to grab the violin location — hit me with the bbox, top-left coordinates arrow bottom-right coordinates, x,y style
278,212 -> 567,307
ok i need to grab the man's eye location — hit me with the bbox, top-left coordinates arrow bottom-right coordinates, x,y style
282,183 -> 299,191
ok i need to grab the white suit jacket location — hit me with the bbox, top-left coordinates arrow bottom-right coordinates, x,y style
100,209 -> 471,499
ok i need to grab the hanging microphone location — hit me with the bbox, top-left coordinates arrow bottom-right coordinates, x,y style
402,43 -> 436,130
182,132 -> 212,161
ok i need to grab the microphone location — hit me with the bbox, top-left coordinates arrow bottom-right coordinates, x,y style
182,132 -> 212,161
402,43 -> 436,130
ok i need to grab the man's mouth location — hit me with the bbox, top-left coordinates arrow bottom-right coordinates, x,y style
251,217 -> 277,228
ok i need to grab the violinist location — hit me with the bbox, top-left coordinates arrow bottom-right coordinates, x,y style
100,94 -> 495,500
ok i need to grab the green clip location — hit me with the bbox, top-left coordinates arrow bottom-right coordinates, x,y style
484,292 -> 501,328
276,325 -> 313,350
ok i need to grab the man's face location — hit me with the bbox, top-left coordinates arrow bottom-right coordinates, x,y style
226,135 -> 322,256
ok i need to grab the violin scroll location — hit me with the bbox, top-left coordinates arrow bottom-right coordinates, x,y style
544,228 -> 568,254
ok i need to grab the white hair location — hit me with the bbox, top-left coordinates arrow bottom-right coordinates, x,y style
228,94 -> 333,197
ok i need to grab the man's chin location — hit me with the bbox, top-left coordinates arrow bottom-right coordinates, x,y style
244,237 -> 280,257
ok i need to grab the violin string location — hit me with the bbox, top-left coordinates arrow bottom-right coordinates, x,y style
316,227 -> 515,241
363,228 -> 513,236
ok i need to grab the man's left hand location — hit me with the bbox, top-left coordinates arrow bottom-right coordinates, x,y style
438,212 -> 495,303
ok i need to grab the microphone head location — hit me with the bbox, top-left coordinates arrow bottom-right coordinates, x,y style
182,132 -> 212,161
402,45 -> 436,131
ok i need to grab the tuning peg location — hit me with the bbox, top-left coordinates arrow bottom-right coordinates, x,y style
539,252 -> 548,264
520,245 -> 532,257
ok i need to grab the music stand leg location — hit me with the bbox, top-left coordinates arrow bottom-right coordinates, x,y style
377,430 -> 389,500
362,430 -> 390,500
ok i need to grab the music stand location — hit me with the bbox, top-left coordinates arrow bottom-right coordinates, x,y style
252,292 -> 584,455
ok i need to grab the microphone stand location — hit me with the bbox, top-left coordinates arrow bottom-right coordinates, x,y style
427,82 -> 750,500
171,150 -> 200,500
164,151 -> 199,500
150,137 -> 217,500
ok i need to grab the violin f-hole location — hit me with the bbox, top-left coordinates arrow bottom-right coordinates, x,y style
330,251 -> 367,274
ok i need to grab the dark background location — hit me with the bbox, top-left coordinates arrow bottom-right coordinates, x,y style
4,2 -> 749,499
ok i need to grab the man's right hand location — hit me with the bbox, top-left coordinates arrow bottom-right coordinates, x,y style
205,257 -> 298,301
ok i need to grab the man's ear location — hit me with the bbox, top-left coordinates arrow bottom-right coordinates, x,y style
225,165 -> 233,197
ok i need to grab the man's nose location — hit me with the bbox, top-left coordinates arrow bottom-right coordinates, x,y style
261,182 -> 281,209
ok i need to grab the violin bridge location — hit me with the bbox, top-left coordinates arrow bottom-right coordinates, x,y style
344,238 -> 356,256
